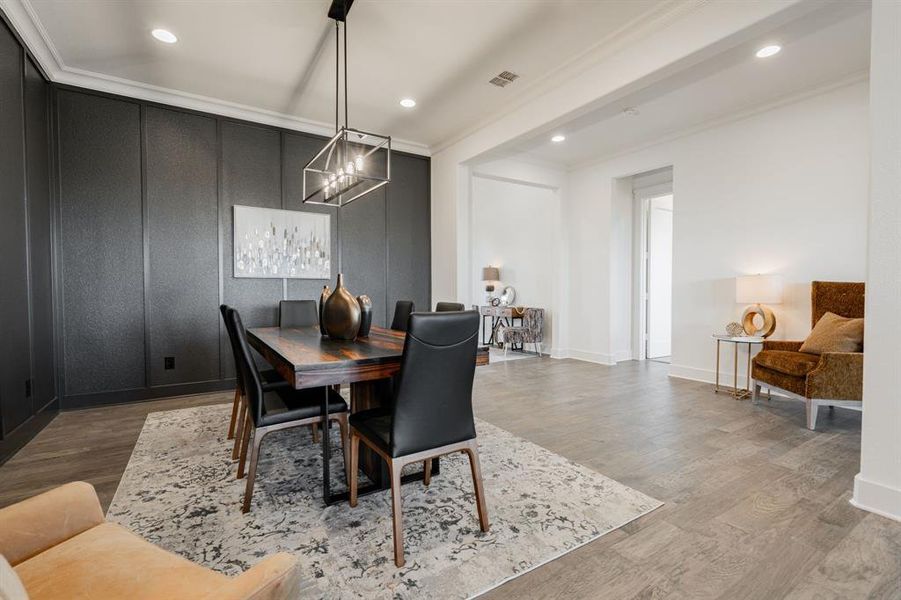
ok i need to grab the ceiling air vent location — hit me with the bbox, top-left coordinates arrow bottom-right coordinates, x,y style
489,70 -> 519,88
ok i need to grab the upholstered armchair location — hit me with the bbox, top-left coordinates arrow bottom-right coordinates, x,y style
498,307 -> 544,356
0,482 -> 299,600
751,281 -> 864,430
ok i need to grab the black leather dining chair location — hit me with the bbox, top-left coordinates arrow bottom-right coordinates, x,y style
219,304 -> 290,455
278,299 -> 318,328
390,300 -> 415,331
348,310 -> 489,567
435,301 -> 465,312
227,307 -> 350,513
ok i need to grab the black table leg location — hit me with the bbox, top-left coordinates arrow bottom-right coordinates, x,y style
321,387 -> 331,504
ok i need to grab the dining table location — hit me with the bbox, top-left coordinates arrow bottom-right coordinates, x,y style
247,324 -> 490,506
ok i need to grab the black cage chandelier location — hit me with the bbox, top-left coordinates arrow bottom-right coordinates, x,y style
303,0 -> 391,207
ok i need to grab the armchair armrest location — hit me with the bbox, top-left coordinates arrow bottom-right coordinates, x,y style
762,340 -> 803,352
807,352 -> 864,401
206,553 -> 300,600
0,481 -> 105,566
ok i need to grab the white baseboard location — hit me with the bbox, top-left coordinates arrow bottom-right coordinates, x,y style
613,350 -> 632,363
668,364 -> 728,385
668,364 -> 795,398
562,349 -> 616,366
851,473 -> 901,522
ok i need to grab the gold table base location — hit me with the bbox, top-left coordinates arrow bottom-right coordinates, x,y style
713,338 -> 762,400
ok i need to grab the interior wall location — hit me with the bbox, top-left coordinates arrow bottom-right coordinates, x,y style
53,87 -> 431,409
470,174 -> 559,351
0,18 -> 56,463
567,80 -> 870,380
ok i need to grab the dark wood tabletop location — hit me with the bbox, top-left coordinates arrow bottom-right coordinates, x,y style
247,325 -> 489,389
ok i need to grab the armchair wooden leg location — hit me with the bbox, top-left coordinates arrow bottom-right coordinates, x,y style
242,429 -> 266,513
311,423 -> 320,444
423,459 -> 432,486
464,443 -> 490,532
232,396 -> 246,459
806,399 -> 819,431
389,460 -> 406,568
349,432 -> 360,508
227,387 -> 240,440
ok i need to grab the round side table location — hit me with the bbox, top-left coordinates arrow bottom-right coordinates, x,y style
712,335 -> 764,399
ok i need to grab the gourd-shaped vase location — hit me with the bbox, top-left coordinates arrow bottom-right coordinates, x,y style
322,274 -> 361,340
318,285 -> 331,336
357,295 -> 373,337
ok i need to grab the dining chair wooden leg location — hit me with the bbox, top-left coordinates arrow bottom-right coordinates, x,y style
389,460 -> 406,568
237,414 -> 252,479
241,429 -> 266,513
348,432 -> 360,508
464,443 -> 490,532
232,396 -> 246,460
334,413 -> 350,485
227,387 -> 240,440
423,459 -> 432,486
311,422 -> 320,444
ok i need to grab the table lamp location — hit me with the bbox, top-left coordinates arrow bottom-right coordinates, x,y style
482,266 -> 500,304
736,274 -> 783,337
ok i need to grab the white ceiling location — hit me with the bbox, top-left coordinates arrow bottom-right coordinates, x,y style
507,3 -> 871,168
22,0 -> 669,152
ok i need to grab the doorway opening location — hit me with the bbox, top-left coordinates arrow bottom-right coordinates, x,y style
633,168 -> 673,363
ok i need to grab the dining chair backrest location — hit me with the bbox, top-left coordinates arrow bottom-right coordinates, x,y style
390,300 -> 415,331
390,310 -> 480,457
220,304 -> 247,394
279,299 -> 318,328
226,308 -> 265,426
435,302 -> 465,312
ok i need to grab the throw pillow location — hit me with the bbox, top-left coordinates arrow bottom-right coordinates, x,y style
799,312 -> 864,355
0,554 -> 28,600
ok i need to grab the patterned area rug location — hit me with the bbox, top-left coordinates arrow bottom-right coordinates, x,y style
108,405 -> 661,599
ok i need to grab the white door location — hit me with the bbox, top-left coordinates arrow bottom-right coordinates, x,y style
647,195 -> 673,359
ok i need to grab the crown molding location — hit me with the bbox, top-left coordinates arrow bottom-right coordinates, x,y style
567,69 -> 869,172
430,0 -> 707,155
0,0 -> 431,156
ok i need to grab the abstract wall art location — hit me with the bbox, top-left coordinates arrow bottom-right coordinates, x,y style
233,205 -> 330,279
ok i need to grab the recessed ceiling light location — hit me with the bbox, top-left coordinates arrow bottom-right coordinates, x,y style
622,107 -> 640,117
399,98 -> 416,108
151,29 -> 178,44
551,134 -> 566,143
755,44 -> 781,58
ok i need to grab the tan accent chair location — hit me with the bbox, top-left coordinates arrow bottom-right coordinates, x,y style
0,482 -> 299,600
751,281 -> 864,430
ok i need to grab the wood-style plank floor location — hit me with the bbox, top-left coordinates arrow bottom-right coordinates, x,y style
2,359 -> 898,598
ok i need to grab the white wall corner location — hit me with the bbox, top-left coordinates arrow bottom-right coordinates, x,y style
853,0 -> 901,525
613,350 -> 632,363
851,474 -> 901,523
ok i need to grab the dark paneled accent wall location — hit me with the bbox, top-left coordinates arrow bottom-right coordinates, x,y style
52,88 -> 431,409
0,18 -> 56,463
145,107 -> 219,387
57,91 -> 145,396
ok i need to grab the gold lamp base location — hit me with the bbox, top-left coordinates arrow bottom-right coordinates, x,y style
741,304 -> 776,337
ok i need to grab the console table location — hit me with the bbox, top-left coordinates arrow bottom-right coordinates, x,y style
479,306 -> 523,346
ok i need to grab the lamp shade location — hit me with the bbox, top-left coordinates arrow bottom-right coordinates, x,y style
482,266 -> 500,281
736,274 -> 783,304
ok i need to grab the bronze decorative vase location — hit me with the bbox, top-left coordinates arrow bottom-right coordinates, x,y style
322,273 -> 361,340
318,285 -> 331,336
357,295 -> 372,337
